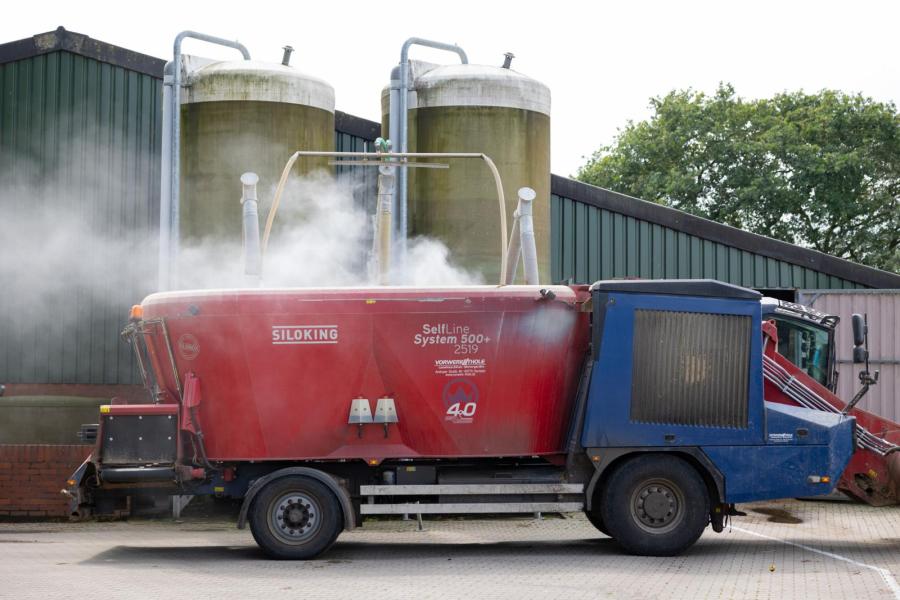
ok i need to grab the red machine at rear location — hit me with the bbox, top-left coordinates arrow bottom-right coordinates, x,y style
761,320 -> 900,505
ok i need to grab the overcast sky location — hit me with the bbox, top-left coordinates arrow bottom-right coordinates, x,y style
5,0 -> 898,176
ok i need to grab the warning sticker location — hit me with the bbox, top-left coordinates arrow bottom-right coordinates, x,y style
434,358 -> 487,377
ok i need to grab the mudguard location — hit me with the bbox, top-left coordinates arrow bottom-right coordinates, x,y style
237,467 -> 355,531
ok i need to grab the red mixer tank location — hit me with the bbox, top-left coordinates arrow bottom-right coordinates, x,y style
139,285 -> 591,463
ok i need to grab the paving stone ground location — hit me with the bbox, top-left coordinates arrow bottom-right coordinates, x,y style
1,499 -> 899,599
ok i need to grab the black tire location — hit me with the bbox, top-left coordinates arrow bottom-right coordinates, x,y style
600,454 -> 709,556
248,476 -> 343,559
585,510 -> 612,537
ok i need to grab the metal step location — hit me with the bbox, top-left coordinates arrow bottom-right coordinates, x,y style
360,483 -> 584,496
360,502 -> 584,515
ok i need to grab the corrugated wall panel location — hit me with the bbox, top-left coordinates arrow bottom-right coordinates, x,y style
550,194 -> 864,290
334,129 -> 378,217
0,51 -> 161,385
798,290 -> 899,423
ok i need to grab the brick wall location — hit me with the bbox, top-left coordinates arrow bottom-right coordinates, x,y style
0,445 -> 92,517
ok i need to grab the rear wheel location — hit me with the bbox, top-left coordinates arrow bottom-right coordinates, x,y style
600,455 -> 709,556
248,476 -> 343,559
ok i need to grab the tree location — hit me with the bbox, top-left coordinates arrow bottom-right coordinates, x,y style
577,84 -> 900,273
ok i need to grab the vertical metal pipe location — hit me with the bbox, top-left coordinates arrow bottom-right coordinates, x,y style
240,172 -> 262,287
163,31 -> 251,291
397,38 -> 468,268
503,210 -> 522,285
388,66 -> 401,243
158,61 -> 174,291
517,187 -> 539,285
376,165 -> 396,285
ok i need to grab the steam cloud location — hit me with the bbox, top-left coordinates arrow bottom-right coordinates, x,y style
1,163 -> 482,325
179,169 -> 483,289
0,146 -> 481,384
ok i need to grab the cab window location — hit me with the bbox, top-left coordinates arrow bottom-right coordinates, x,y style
774,318 -> 831,387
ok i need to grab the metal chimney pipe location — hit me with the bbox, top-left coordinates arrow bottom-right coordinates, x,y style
281,45 -> 294,66
240,172 -> 262,287
502,52 -> 515,69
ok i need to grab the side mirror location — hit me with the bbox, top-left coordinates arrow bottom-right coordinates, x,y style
851,313 -> 866,348
853,346 -> 868,364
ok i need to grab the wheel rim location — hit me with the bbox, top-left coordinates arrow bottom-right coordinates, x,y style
268,492 -> 321,545
629,477 -> 685,534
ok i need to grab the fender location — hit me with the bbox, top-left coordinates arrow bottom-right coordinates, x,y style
583,447 -> 725,511
237,467 -> 355,531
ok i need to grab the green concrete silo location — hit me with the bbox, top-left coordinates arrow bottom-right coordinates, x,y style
179,60 -> 335,248
383,62 -> 551,283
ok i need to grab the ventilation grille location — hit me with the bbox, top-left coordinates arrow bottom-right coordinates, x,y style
631,309 -> 750,428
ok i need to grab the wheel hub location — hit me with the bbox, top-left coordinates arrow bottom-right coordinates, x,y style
631,479 -> 683,533
270,493 -> 319,543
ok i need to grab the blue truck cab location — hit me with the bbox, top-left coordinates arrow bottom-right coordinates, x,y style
579,280 -> 855,555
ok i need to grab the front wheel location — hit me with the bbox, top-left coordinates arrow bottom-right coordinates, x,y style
600,455 -> 709,556
248,476 -> 343,559
585,510 -> 612,537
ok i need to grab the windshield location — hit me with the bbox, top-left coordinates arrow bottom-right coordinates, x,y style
774,317 -> 832,387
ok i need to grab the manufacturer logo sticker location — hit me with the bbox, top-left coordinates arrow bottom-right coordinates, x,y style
177,333 -> 200,360
272,325 -> 339,345
442,378 -> 480,424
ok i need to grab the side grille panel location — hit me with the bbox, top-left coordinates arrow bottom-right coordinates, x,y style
631,309 -> 750,428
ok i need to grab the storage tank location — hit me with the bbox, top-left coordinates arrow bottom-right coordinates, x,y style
179,59 -> 335,249
382,61 -> 551,283
140,285 -> 590,460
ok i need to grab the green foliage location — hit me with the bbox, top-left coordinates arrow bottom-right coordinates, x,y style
577,84 -> 900,273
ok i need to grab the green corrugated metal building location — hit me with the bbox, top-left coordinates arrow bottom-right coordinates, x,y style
0,28 -> 163,389
549,176 -> 899,291
1,27 -> 898,392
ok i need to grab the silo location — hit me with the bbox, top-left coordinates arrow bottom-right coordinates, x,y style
179,60 -> 335,248
383,62 -> 551,283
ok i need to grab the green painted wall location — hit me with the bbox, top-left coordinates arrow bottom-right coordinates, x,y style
550,193 -> 863,289
0,51 -> 162,385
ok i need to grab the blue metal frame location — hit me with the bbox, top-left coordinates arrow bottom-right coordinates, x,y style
703,403 -> 855,502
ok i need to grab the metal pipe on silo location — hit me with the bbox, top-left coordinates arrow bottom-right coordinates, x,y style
159,61 -> 174,292
240,172 -> 262,287
396,38 -> 468,262
281,45 -> 294,66
159,31 -> 250,291
388,66 -> 401,239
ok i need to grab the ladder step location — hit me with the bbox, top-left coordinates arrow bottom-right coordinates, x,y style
360,483 -> 584,496
360,502 -> 584,515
